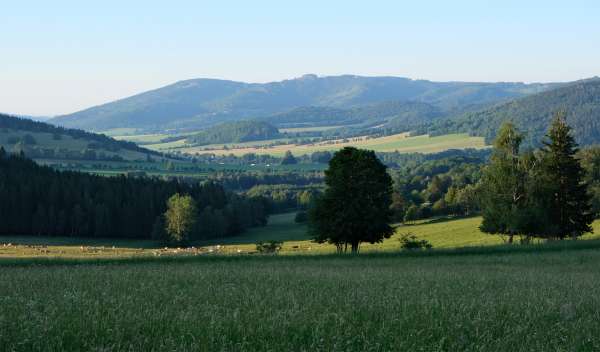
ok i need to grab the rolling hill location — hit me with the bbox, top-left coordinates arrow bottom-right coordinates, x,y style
422,78 -> 600,146
50,75 -> 559,133
0,113 -> 161,161
185,120 -> 280,146
263,100 -> 445,129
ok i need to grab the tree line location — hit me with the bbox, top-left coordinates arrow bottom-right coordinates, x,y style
0,149 -> 267,240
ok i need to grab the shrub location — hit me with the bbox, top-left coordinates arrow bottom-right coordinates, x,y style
256,241 -> 283,254
399,233 -> 433,250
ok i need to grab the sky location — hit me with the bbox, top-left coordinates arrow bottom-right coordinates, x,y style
1,0 -> 599,116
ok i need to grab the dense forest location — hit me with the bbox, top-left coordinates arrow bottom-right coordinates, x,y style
420,79 -> 600,146
186,120 -> 280,145
0,149 -> 267,240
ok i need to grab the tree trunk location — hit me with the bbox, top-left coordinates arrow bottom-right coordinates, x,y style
508,234 -> 514,244
351,242 -> 360,254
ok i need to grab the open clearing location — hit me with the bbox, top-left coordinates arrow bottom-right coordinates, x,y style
2,213 -> 600,258
2,245 -> 600,351
167,133 -> 487,157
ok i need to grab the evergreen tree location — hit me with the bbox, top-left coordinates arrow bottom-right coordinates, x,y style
309,147 -> 393,253
280,151 -> 297,165
536,112 -> 593,239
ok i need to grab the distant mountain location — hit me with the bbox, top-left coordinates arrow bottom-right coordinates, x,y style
422,79 -> 600,146
0,113 -> 160,161
186,120 -> 280,146
50,75 -> 559,133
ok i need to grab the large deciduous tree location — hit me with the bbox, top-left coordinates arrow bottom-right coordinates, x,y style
308,147 -> 393,253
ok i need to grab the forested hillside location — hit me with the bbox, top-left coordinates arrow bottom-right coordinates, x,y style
264,101 -> 444,128
423,79 -> 600,146
0,150 -> 267,239
186,120 -> 280,146
50,75 -> 558,132
0,113 -> 160,161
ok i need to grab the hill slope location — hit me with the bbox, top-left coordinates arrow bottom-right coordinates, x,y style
264,100 -> 445,129
50,75 -> 558,132
0,113 -> 160,161
423,79 -> 600,146
186,120 -> 280,146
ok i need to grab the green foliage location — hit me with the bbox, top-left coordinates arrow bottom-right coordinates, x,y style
186,120 -> 280,146
479,115 -> 594,240
309,147 -> 393,253
255,240 -> 283,254
534,113 -> 594,239
479,122 -> 533,242
164,194 -> 197,244
398,233 -> 433,250
0,153 -> 267,240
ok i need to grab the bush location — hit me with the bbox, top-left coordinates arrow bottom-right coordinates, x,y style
399,233 -> 433,250
256,241 -> 283,254
294,211 -> 308,223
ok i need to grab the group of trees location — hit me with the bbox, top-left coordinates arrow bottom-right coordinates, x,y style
390,155 -> 484,222
479,113 -> 593,241
307,112 -> 596,254
246,184 -> 319,213
0,149 -> 267,240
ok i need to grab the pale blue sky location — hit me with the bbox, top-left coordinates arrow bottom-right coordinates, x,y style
2,0 -> 599,115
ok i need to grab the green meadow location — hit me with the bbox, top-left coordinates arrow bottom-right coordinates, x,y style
3,214 -> 600,350
2,244 -> 600,351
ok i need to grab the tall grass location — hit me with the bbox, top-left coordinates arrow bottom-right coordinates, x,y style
2,243 -> 600,351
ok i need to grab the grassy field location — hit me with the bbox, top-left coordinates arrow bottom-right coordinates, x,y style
3,213 -> 600,259
2,244 -> 600,350
165,133 -> 487,157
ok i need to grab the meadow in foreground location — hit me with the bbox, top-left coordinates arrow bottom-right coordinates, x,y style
2,245 -> 600,351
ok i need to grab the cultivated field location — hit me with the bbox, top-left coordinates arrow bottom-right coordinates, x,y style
2,245 -> 600,351
165,133 -> 487,157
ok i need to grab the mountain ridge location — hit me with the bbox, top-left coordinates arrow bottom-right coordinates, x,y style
50,75 -> 562,133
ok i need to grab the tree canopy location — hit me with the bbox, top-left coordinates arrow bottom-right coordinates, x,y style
309,147 -> 393,253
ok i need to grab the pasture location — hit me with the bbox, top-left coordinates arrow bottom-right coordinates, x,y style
2,213 -> 600,259
165,133 -> 487,157
2,245 -> 600,351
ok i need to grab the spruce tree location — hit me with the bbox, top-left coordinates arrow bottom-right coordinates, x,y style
537,112 -> 593,239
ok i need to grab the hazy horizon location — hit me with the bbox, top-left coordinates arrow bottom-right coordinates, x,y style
2,0 -> 599,116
